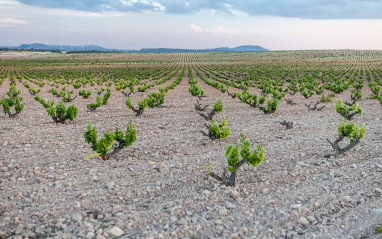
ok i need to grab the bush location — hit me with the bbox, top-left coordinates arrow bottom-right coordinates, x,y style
208,116 -> 230,139
84,122 -> 136,160
62,91 -> 77,102
79,89 -> 92,99
47,102 -> 78,123
320,94 -> 334,103
102,90 -> 111,105
34,95 -> 54,108
28,87 -> 41,95
259,98 -> 279,114
189,84 -> 204,98
207,133 -> 265,186
325,121 -> 365,158
87,95 -> 103,110
336,100 -> 362,120
1,85 -> 24,118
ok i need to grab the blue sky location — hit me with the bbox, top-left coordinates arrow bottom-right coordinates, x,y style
1,0 -> 382,50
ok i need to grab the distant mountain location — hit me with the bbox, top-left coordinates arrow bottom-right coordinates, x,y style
139,45 -> 268,53
17,43 -> 114,52
1,43 -> 268,53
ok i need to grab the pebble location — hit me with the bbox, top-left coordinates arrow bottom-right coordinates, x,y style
230,233 -> 239,239
106,227 -> 124,238
298,216 -> 309,226
202,190 -> 211,197
342,196 -> 352,203
219,208 -> 228,216
230,191 -> 240,199
291,204 -> 301,210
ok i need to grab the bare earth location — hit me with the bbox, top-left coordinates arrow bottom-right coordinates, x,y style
0,62 -> 382,239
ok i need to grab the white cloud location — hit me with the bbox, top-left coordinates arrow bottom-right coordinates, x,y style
0,17 -> 27,27
152,2 -> 165,11
217,26 -> 226,32
190,24 -> 202,32
191,24 -> 232,33
0,0 -> 19,5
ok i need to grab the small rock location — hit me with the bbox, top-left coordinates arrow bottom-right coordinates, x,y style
313,201 -> 321,208
161,164 -> 168,170
230,233 -> 239,239
86,232 -> 95,239
342,196 -> 352,203
215,220 -> 223,226
230,191 -> 240,199
3,141 -> 8,147
242,227 -> 248,234
291,204 -> 301,210
202,190 -> 211,197
106,227 -> 124,238
268,200 -> 276,205
374,188 -> 382,195
107,181 -> 115,190
219,208 -> 228,216
298,216 -> 309,226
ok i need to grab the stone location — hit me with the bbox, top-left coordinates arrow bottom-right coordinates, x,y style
106,227 -> 124,238
86,232 -> 95,239
219,208 -> 228,216
107,181 -> 115,190
298,217 -> 309,226
202,190 -> 211,197
342,196 -> 352,203
230,191 -> 240,199
230,233 -> 239,239
291,204 -> 301,210
160,164 -> 168,170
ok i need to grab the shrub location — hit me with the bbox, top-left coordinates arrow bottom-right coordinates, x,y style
28,87 -> 41,95
208,116 -> 230,139
102,90 -> 111,105
87,95 -> 103,110
259,98 -> 279,114
47,102 -> 78,123
207,133 -> 265,186
189,84 -> 204,98
62,91 -> 77,102
79,89 -> 92,99
325,121 -> 365,158
1,86 -> 24,118
34,95 -> 54,108
320,94 -> 334,103
84,122 -> 136,160
336,100 -> 362,120
196,99 -> 223,120
126,97 -> 147,116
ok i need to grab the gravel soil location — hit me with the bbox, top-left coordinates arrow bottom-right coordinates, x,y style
0,64 -> 382,239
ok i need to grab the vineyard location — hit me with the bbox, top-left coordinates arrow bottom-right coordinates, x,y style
0,50 -> 381,238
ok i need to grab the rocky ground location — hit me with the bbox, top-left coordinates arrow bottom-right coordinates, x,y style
0,65 -> 382,239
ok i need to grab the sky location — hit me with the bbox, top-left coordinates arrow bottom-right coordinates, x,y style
0,0 -> 382,50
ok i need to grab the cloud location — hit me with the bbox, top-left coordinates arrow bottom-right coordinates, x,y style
15,0 -> 382,19
0,17 -> 27,27
190,24 -> 202,32
191,24 -> 233,34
